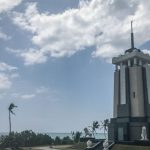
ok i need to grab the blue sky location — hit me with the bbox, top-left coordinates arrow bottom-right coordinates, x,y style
0,0 -> 150,133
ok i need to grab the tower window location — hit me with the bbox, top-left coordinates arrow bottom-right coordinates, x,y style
133,92 -> 135,98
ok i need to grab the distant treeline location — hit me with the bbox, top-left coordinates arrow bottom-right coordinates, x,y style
0,130 -> 81,149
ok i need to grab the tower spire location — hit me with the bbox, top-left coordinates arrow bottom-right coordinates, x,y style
131,21 -> 134,49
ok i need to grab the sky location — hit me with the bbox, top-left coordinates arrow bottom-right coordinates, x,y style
0,0 -> 150,133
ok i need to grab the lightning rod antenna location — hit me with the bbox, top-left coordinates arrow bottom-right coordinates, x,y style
131,21 -> 134,49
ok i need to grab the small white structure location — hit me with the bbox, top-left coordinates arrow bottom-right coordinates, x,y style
103,138 -> 109,150
141,126 -> 148,141
87,140 -> 92,148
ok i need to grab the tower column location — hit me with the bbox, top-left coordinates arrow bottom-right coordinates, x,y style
120,63 -> 126,104
128,60 -> 131,67
129,66 -> 145,117
139,60 -> 143,66
113,69 -> 120,118
145,64 -> 150,104
115,65 -> 119,71
134,58 -> 137,65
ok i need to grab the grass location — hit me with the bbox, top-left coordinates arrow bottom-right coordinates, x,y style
112,144 -> 150,150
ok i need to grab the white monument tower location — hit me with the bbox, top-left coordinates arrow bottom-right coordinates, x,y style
108,22 -> 150,141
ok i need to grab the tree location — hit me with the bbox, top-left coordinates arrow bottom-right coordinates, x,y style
73,131 -> 82,143
71,131 -> 75,141
62,136 -> 73,145
54,136 -> 61,145
83,127 -> 92,137
8,103 -> 17,135
89,121 -> 99,138
100,119 -> 109,138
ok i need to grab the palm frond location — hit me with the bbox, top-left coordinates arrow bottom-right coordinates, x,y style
8,103 -> 17,115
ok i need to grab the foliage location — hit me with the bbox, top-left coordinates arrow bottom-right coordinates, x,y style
54,136 -> 62,145
0,130 -> 53,149
100,119 -> 110,137
73,131 -> 82,143
89,121 -> 100,138
83,119 -> 110,139
0,130 -> 76,149
83,127 -> 92,137
71,131 -> 75,140
62,136 -> 73,145
0,134 -> 20,150
8,103 -> 17,115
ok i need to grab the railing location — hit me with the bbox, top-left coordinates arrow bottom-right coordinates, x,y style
84,141 -> 115,150
106,142 -> 115,150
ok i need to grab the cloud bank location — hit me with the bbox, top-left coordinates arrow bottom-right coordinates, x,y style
12,0 -> 150,65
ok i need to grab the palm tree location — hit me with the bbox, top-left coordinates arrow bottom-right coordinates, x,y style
84,127 -> 92,137
8,103 -> 17,135
100,119 -> 109,138
71,131 -> 75,141
89,121 -> 100,138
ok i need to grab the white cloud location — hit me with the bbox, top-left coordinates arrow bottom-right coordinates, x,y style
12,0 -> 150,64
143,49 -> 150,55
92,44 -> 119,62
19,87 -> 49,100
0,62 -> 18,71
6,47 -> 22,54
20,86 -> 57,100
21,94 -> 36,100
0,62 -> 18,90
0,30 -> 11,40
0,86 -> 60,102
10,73 -> 20,78
20,48 -> 47,65
0,0 -> 22,13
19,86 -> 49,100
0,0 -> 23,41
0,73 -> 12,90
36,86 -> 49,94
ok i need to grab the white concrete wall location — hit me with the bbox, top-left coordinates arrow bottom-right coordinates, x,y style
129,66 -> 145,117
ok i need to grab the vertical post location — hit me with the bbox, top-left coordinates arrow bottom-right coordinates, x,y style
131,21 -> 134,49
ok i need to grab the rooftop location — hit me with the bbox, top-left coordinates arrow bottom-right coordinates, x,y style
112,49 -> 150,65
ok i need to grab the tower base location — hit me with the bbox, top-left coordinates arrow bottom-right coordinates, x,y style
108,117 -> 150,142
